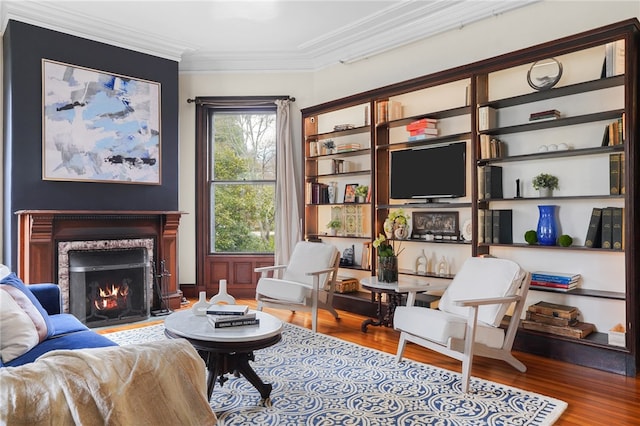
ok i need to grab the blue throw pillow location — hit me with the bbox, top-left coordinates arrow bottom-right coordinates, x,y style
0,273 -> 54,338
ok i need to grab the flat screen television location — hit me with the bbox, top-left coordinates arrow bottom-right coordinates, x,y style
390,142 -> 466,200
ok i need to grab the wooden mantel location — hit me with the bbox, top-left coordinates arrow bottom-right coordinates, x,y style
15,210 -> 185,310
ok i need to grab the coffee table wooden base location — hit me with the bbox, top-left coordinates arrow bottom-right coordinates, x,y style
165,329 -> 281,405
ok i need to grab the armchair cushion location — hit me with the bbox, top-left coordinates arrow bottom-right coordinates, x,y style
394,306 -> 505,349
256,278 -> 311,303
282,241 -> 337,289
439,257 -> 524,327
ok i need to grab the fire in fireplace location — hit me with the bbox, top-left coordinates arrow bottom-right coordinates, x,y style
68,247 -> 150,327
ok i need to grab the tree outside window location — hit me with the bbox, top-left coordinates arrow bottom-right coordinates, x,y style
210,111 -> 276,253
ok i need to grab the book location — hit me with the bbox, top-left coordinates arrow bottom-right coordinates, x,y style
477,166 -> 485,203
530,280 -> 579,288
409,127 -> 439,136
620,152 -> 626,194
601,124 -> 610,147
477,209 -> 485,244
529,109 -> 561,121
522,319 -> 595,339
406,118 -> 437,131
483,209 -> 493,245
483,166 -> 503,199
208,312 -> 256,323
526,311 -> 578,327
209,316 -> 260,328
408,134 -> 437,141
527,301 -> 579,319
531,271 -> 581,283
478,106 -> 497,131
206,304 -> 250,316
492,209 -> 512,244
612,207 -> 624,250
610,153 -> 621,195
601,207 -> 613,249
584,207 -> 602,248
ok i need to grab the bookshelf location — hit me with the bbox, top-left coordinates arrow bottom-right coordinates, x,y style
301,19 -> 639,376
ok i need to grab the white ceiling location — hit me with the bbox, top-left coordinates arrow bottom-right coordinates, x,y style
1,0 -> 539,72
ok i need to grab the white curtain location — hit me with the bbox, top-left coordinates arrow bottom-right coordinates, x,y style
275,99 -> 301,265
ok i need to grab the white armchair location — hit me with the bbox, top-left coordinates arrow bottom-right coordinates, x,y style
255,241 -> 340,332
394,257 -> 531,393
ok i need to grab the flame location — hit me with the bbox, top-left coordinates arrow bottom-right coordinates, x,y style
94,282 -> 130,311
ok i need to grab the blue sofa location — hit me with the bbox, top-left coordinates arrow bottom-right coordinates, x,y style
0,279 -> 117,367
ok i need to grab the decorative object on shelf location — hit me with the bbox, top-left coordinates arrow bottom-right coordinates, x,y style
326,219 -> 341,236
527,57 -> 563,91
436,256 -> 449,276
373,233 -> 403,283
524,230 -> 538,245
537,205 -> 559,246
343,205 -> 363,236
344,183 -> 358,203
414,249 -> 428,274
461,219 -> 473,242
515,178 -> 522,198
327,182 -> 337,203
383,209 -> 410,240
532,173 -> 559,197
333,124 -> 355,131
322,140 -> 336,155
355,185 -> 368,203
332,159 -> 344,174
309,141 -> 319,157
192,291 -> 209,316
412,211 -> 459,240
340,245 -> 355,267
558,234 -> 573,247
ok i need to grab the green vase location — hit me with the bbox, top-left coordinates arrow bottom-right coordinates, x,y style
377,256 -> 398,283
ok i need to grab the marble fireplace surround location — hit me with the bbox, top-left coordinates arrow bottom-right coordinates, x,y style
15,210 -> 184,311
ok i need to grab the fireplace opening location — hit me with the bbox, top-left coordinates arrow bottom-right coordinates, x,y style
69,248 -> 150,328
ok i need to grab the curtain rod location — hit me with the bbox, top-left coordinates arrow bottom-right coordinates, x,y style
186,96 -> 295,104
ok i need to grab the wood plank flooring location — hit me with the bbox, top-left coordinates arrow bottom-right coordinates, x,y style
98,299 -> 640,425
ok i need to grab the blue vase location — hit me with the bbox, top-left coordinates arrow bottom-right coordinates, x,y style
537,205 -> 558,246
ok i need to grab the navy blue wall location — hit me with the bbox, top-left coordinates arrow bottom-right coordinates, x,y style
2,20 -> 179,269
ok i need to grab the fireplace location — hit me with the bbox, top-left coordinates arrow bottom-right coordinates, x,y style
16,210 -> 184,314
56,237 -> 155,327
68,247 -> 150,327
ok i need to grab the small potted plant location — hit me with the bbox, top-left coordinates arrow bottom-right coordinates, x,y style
326,219 -> 341,236
355,185 -> 368,203
532,173 -> 559,197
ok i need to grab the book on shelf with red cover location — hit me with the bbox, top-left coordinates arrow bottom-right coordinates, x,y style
406,118 -> 437,131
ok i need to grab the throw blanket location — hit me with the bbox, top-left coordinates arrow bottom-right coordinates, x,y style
0,339 -> 217,425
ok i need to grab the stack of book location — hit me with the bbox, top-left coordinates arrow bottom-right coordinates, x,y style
530,271 -> 581,292
336,143 -> 362,152
522,301 -> 594,339
206,304 -> 260,328
529,109 -> 561,121
406,118 -> 438,141
584,207 -> 624,249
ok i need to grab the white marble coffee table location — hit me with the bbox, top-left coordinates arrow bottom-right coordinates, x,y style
164,309 -> 283,404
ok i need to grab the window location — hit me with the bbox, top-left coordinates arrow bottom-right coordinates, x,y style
209,109 -> 276,253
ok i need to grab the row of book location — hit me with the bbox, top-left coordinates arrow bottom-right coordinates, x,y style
206,304 -> 259,328
376,100 -> 403,124
522,301 -> 594,339
478,135 -> 505,159
530,271 -> 581,292
406,118 -> 439,141
601,116 -> 625,147
477,165 -> 503,200
478,209 -> 512,244
584,207 -> 624,249
306,182 -> 331,204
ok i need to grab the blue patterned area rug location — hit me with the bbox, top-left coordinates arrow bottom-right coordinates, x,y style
105,323 -> 566,425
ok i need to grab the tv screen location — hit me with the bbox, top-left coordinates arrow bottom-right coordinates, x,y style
390,142 -> 466,200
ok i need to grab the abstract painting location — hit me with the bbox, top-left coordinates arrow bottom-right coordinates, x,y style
42,59 -> 161,184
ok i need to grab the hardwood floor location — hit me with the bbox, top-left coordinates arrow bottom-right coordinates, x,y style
99,299 -> 640,425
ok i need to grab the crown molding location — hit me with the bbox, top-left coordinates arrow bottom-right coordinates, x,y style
1,0 -> 538,72
1,1 -> 195,62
